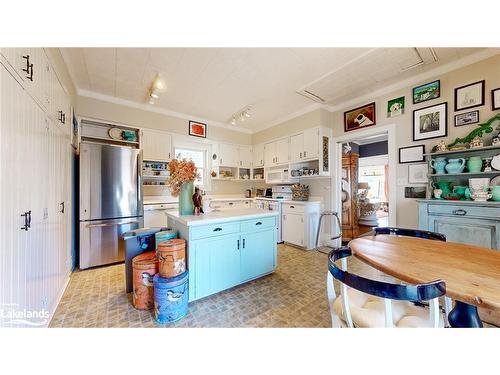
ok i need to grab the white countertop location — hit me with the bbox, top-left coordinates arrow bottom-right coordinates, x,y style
166,208 -> 279,226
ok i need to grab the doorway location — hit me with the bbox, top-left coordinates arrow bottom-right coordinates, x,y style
332,124 -> 397,243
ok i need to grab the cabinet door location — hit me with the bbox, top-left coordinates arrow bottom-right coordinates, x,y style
252,143 -> 264,167
241,229 -> 276,281
428,215 -> 500,250
209,235 -> 241,293
219,143 -> 238,167
142,129 -> 171,161
289,134 -> 303,162
283,213 -> 304,246
238,146 -> 252,168
275,138 -> 289,164
1,48 -> 31,84
303,127 -> 319,159
264,141 -> 275,166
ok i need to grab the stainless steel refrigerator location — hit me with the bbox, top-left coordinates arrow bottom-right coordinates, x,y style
79,142 -> 143,269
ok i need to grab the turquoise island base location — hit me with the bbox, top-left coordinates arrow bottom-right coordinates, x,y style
166,208 -> 279,302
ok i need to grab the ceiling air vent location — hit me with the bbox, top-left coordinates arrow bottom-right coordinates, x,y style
296,89 -> 327,103
401,48 -> 439,72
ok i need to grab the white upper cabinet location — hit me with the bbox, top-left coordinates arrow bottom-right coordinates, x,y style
253,143 -> 264,167
303,127 -> 319,159
264,141 -> 276,166
264,138 -> 290,166
219,143 -> 239,167
289,134 -> 303,162
238,146 -> 252,168
141,129 -> 172,161
275,138 -> 289,165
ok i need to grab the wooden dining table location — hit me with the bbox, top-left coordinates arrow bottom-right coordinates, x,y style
349,234 -> 500,328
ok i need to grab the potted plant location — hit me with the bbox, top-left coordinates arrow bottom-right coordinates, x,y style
166,159 -> 200,215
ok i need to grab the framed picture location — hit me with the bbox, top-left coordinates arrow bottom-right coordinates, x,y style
387,96 -> 405,118
454,110 -> 479,127
408,163 -> 428,184
344,102 -> 376,132
413,102 -> 448,141
405,186 -> 426,199
492,88 -> 500,110
454,80 -> 485,111
413,80 -> 440,104
399,144 -> 425,164
188,120 -> 207,138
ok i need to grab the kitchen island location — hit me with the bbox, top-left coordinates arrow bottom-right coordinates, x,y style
166,209 -> 279,301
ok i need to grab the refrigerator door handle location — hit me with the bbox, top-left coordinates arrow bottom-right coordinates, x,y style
86,220 -> 140,228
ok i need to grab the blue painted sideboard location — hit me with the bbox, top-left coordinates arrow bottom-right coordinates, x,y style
418,200 -> 500,250
167,211 -> 278,302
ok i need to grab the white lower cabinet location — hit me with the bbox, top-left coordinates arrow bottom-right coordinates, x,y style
1,55 -> 71,327
282,202 -> 320,250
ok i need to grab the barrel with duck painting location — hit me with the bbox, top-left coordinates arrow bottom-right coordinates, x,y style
131,252 -> 158,310
153,271 -> 189,324
156,238 -> 186,278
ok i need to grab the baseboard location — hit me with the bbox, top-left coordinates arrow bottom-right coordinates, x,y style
45,272 -> 71,328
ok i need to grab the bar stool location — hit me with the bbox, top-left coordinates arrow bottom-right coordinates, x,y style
327,246 -> 446,328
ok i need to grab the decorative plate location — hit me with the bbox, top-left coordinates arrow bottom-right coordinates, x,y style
108,127 -> 123,140
490,175 -> 500,187
491,154 -> 500,171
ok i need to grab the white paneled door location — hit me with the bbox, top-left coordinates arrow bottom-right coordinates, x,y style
1,53 -> 72,327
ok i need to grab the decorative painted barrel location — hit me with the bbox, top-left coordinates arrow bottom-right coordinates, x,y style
153,271 -> 189,324
131,252 -> 158,310
155,229 -> 177,249
156,238 -> 186,278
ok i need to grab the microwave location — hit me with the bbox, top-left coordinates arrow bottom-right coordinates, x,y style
266,168 -> 293,184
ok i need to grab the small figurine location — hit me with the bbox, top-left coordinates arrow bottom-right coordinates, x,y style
436,140 -> 448,152
469,135 -> 484,149
192,187 -> 204,216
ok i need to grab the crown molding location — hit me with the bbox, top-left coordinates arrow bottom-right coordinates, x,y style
77,89 -> 252,134
251,102 -> 324,133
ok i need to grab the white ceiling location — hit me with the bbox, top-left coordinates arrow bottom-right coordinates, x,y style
61,47 -> 491,133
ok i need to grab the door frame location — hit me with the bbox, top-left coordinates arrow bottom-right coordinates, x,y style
332,123 -> 397,228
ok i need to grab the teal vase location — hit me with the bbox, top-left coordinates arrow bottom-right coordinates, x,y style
179,181 -> 194,216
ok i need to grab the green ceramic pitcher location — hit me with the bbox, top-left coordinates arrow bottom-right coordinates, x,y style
431,181 -> 453,196
467,156 -> 483,173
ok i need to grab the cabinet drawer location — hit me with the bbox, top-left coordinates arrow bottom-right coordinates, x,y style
240,216 -> 276,232
428,204 -> 500,220
284,203 -> 305,213
190,222 -> 240,240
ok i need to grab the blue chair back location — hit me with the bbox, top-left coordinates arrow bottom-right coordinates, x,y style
374,227 -> 446,242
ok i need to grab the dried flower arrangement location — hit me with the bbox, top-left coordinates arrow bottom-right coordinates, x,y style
166,158 -> 199,196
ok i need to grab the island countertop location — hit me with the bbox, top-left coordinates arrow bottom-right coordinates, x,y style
166,208 -> 279,226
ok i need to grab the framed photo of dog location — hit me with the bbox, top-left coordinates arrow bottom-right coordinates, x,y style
344,102 -> 376,132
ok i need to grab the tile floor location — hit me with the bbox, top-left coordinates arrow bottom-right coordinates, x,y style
49,243 -> 495,328
50,244 -> 378,328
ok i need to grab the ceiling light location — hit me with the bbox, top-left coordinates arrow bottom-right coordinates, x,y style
152,74 -> 166,92
150,92 -> 159,99
229,106 -> 252,125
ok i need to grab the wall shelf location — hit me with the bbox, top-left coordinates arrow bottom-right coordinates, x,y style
424,144 -> 500,157
429,171 -> 500,177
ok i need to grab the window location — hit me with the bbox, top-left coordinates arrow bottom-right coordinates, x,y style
359,165 -> 386,202
174,147 -> 206,188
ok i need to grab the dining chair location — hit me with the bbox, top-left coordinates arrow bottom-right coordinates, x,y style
373,227 -> 447,242
327,246 -> 446,328
373,226 -> 453,326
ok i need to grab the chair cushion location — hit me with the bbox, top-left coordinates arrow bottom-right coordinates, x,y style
333,288 -> 444,328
